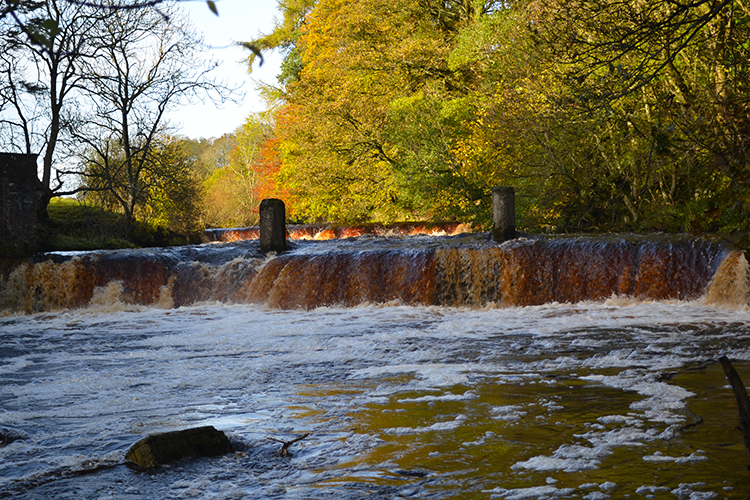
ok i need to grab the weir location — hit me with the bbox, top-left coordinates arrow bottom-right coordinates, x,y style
204,221 -> 471,242
0,233 -> 747,314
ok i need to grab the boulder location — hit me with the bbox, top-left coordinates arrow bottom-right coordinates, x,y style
125,426 -> 234,468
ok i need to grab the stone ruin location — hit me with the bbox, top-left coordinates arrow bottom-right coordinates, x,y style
0,153 -> 41,256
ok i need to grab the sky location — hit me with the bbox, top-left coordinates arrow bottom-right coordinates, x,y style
167,0 -> 283,140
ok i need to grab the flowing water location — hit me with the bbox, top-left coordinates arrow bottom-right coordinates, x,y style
203,221 -> 471,242
2,233 -> 750,499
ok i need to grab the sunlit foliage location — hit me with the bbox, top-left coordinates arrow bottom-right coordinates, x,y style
82,134 -> 202,233
245,0 -> 750,233
188,113 -> 284,228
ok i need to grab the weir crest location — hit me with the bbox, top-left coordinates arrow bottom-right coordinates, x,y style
0,233 -> 747,314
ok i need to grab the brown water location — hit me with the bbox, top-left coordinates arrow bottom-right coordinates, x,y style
0,233 -> 744,313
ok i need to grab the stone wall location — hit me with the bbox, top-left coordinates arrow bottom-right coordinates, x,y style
0,153 -> 40,256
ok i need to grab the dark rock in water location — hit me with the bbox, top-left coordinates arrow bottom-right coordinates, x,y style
0,426 -> 28,446
396,469 -> 429,478
125,426 -> 234,468
0,434 -> 15,446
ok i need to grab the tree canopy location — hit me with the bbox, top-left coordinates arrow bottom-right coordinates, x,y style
240,0 -> 750,233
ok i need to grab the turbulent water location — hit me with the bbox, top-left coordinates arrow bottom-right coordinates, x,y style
2,234 -> 750,498
1,233 -> 744,313
2,300 -> 750,499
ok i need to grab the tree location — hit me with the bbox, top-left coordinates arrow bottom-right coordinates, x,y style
2,1 -> 222,49
202,167 -> 255,228
73,0 -> 233,223
0,0 -> 237,221
236,0 -> 750,232
134,134 -> 203,234
193,131 -> 253,228
418,0 -> 750,232
529,0 -> 750,230
0,0 -> 104,216
252,0 -> 479,222
245,0 -> 531,225
200,114 -> 280,228
82,133 -> 202,233
242,0 -> 315,86
243,120 -> 284,205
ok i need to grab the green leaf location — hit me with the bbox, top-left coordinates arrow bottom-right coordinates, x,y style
42,19 -> 60,37
207,1 -> 219,16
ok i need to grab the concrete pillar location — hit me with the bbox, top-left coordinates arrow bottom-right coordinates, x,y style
492,186 -> 516,242
259,198 -> 287,253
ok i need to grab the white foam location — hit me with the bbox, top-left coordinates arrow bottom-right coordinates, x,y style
582,492 -> 609,500
383,415 -> 467,436
512,444 -> 605,472
580,374 -> 694,423
3,301 -> 750,497
485,485 -> 576,499
670,483 -> 717,499
600,482 -> 616,491
351,363 -> 480,390
541,399 -> 564,411
642,451 -> 675,463
636,485 -> 670,495
597,415 -> 642,426
491,405 -> 528,422
643,451 -> 708,464
580,482 -> 617,497
576,426 -> 656,448
400,390 -> 479,403
462,431 -> 496,447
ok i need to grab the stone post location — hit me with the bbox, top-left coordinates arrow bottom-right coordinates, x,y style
492,186 -> 516,242
259,198 -> 287,253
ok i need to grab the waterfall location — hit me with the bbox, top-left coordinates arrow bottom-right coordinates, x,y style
1,234 -> 747,314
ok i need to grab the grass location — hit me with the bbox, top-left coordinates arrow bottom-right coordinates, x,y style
43,198 -> 136,251
42,198 -> 205,251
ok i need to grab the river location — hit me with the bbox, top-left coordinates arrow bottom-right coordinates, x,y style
1,234 -> 750,498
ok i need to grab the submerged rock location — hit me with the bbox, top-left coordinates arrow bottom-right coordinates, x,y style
125,426 -> 234,468
0,427 -> 27,446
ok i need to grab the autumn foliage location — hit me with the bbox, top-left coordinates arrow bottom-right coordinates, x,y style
232,0 -> 750,235
250,136 -> 283,201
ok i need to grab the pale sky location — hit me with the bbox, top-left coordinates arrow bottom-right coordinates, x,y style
168,0 -> 283,139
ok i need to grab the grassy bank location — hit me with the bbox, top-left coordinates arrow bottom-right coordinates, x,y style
42,198 -> 205,251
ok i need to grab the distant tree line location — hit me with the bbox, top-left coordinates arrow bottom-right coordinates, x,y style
239,0 -> 750,234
